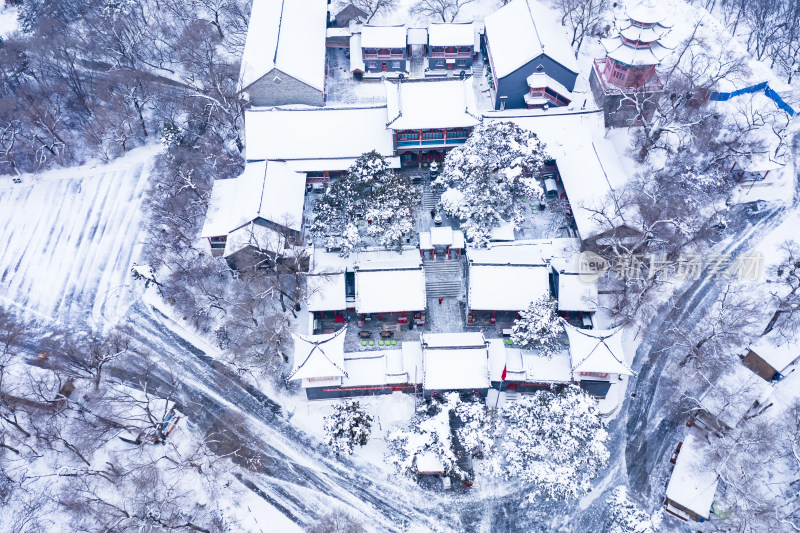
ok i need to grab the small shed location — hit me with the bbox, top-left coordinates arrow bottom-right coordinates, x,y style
692,363 -> 772,432
742,323 -> 800,381
665,433 -> 719,522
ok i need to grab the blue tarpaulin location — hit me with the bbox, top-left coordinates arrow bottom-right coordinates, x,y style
709,82 -> 796,117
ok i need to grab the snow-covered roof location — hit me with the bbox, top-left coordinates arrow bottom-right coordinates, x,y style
350,32 -> 365,72
407,27 -> 428,46
288,328 -> 348,381
284,156 -> 401,173
565,323 -> 633,376
342,352 -> 388,387
488,342 -> 572,383
526,72 -> 572,98
423,345 -> 490,391
201,160 -> 306,238
385,79 -> 481,130
698,363 -> 772,429
493,113 -> 630,241
416,451 -> 445,473
223,222 -> 285,258
524,348 -> 573,382
421,332 -> 487,349
557,272 -> 598,312
468,264 -> 550,312
428,22 -> 474,47
361,25 -> 406,49
665,433 -> 719,519
238,0 -> 328,92
355,265 -> 426,314
306,273 -> 346,312
626,0 -> 670,25
489,220 -> 515,241
483,0 -> 578,79
749,326 -> 800,374
430,226 -> 453,246
398,341 -> 424,385
245,106 -> 395,163
602,38 -> 671,66
619,25 -> 666,43
467,240 -> 550,265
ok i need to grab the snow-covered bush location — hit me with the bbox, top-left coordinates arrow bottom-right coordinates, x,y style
386,393 -> 466,480
453,397 -> 496,460
607,486 -> 661,533
324,401 -> 374,456
435,121 -> 549,247
497,386 -> 609,501
511,296 -> 564,358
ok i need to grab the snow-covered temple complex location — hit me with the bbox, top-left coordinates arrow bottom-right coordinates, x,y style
590,0 -> 672,126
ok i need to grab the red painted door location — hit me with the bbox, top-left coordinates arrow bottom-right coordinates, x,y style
382,62 -> 387,72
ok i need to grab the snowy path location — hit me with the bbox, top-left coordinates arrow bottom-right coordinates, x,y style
107,299 -> 462,532
0,148 -> 157,326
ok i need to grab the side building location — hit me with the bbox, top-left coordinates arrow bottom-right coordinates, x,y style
360,25 -> 409,77
200,160 -> 306,268
589,0 -> 672,127
426,22 -> 475,75
384,78 -> 481,167
483,0 -> 578,110
238,0 -> 328,107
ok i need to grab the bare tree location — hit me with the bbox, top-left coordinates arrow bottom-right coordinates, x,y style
410,0 -> 475,22
306,509 -> 366,533
338,0 -> 398,23
553,0 -> 609,55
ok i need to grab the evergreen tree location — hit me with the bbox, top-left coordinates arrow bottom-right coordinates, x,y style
324,401 -> 374,456
436,121 -> 549,247
498,386 -> 609,501
511,296 -> 564,358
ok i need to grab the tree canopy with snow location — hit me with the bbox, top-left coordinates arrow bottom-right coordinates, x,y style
311,151 -> 417,254
497,386 -> 609,501
324,401 -> 374,456
511,296 -> 564,358
606,486 -> 661,533
386,393 -> 466,480
435,121 -> 549,247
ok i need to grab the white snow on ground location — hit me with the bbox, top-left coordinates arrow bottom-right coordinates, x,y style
0,6 -> 19,37
0,146 -> 159,327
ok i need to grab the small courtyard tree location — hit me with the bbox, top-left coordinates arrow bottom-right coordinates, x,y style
511,296 -> 564,358
497,386 -> 609,501
386,393 -> 465,479
324,401 -> 374,456
311,151 -> 417,254
436,121 -> 549,247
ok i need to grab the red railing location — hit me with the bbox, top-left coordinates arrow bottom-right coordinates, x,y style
592,58 -> 663,93
430,52 -> 472,58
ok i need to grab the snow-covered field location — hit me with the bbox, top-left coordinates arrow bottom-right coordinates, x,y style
0,147 -> 158,326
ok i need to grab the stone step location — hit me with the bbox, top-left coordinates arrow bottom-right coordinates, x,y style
423,260 -> 462,270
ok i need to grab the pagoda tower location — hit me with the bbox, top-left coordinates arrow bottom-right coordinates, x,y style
589,0 -> 672,126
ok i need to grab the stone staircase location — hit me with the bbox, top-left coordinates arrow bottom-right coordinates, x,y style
423,259 -> 463,299
422,186 -> 440,212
